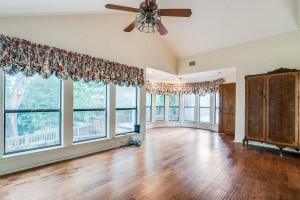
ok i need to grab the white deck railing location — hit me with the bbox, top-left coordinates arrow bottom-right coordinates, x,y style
6,125 -> 105,153
6,129 -> 58,152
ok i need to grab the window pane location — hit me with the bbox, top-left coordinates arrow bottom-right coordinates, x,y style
200,94 -> 211,107
169,107 -> 179,121
74,81 -> 106,109
115,86 -> 137,135
73,82 -> 107,142
184,95 -> 195,107
5,74 -> 60,110
73,111 -> 106,142
215,93 -> 220,108
156,107 -> 165,121
146,93 -> 152,107
4,74 -> 61,154
156,95 -> 165,106
116,110 -> 136,134
200,108 -> 210,123
5,112 -> 60,154
215,108 -> 220,124
184,108 -> 195,121
146,107 -> 151,122
116,86 -> 137,108
169,95 -> 179,106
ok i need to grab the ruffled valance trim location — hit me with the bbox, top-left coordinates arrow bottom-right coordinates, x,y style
145,79 -> 225,95
0,34 -> 144,87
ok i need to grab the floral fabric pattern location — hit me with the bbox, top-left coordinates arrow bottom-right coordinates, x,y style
145,79 -> 225,95
0,34 -> 144,87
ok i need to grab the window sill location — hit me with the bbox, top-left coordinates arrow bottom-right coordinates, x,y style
2,144 -> 64,160
1,138 -> 113,161
115,132 -> 139,138
73,137 -> 110,145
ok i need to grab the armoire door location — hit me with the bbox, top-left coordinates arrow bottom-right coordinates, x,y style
266,72 -> 299,147
219,83 -> 236,135
246,76 -> 265,141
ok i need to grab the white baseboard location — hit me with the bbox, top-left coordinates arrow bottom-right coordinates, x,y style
146,121 -> 218,132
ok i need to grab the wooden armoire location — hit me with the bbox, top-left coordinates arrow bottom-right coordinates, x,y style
244,69 -> 300,152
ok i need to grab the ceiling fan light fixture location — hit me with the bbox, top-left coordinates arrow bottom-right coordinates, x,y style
105,0 -> 192,35
136,12 -> 160,33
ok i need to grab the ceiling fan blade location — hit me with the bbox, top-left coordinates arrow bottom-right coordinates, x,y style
105,4 -> 139,13
124,21 -> 136,32
159,9 -> 192,17
156,21 -> 168,36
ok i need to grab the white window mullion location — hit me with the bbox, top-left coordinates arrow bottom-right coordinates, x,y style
210,94 -> 215,124
0,71 -> 4,157
108,84 -> 116,138
165,95 -> 169,122
195,95 -> 199,122
152,94 -> 156,122
179,94 -> 184,122
139,87 -> 146,135
63,80 -> 73,147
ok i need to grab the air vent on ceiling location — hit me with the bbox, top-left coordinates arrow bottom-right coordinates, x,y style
188,61 -> 196,67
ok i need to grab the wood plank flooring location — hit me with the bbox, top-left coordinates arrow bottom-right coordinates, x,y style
0,128 -> 300,200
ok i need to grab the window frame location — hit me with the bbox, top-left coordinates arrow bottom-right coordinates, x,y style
115,87 -> 138,135
155,94 -> 165,121
199,93 -> 212,123
3,76 -> 63,155
168,95 -> 180,121
146,93 -> 152,122
183,95 -> 196,122
214,93 -> 220,124
73,84 -> 108,143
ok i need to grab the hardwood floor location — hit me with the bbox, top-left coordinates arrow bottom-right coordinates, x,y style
0,128 -> 300,200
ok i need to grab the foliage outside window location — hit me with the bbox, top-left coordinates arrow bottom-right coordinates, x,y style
73,81 -> 107,142
156,94 -> 165,121
115,86 -> 137,135
4,74 -> 61,154
169,95 -> 180,121
184,95 -> 196,121
200,93 -> 211,123
146,93 -> 152,122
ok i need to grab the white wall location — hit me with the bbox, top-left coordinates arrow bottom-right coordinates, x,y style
0,14 -> 177,74
177,30 -> 300,142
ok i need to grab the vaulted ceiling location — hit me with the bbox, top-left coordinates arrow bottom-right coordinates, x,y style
0,0 -> 299,58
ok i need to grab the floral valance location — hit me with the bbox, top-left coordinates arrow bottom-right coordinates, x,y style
0,34 -> 144,87
145,79 -> 225,95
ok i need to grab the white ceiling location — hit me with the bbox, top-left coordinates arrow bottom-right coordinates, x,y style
147,67 -> 236,83
159,0 -> 299,57
0,0 -> 139,16
0,0 -> 299,58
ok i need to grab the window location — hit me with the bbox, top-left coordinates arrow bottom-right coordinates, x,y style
146,93 -> 152,122
73,81 -> 107,142
199,93 -> 211,123
4,74 -> 61,154
169,95 -> 179,121
184,95 -> 195,121
214,93 -> 220,124
156,94 -> 165,121
116,86 -> 137,135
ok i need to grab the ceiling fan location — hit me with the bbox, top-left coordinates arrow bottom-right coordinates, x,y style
105,0 -> 192,36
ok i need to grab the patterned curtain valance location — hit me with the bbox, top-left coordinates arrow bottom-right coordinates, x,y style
145,79 -> 225,95
0,34 -> 144,87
